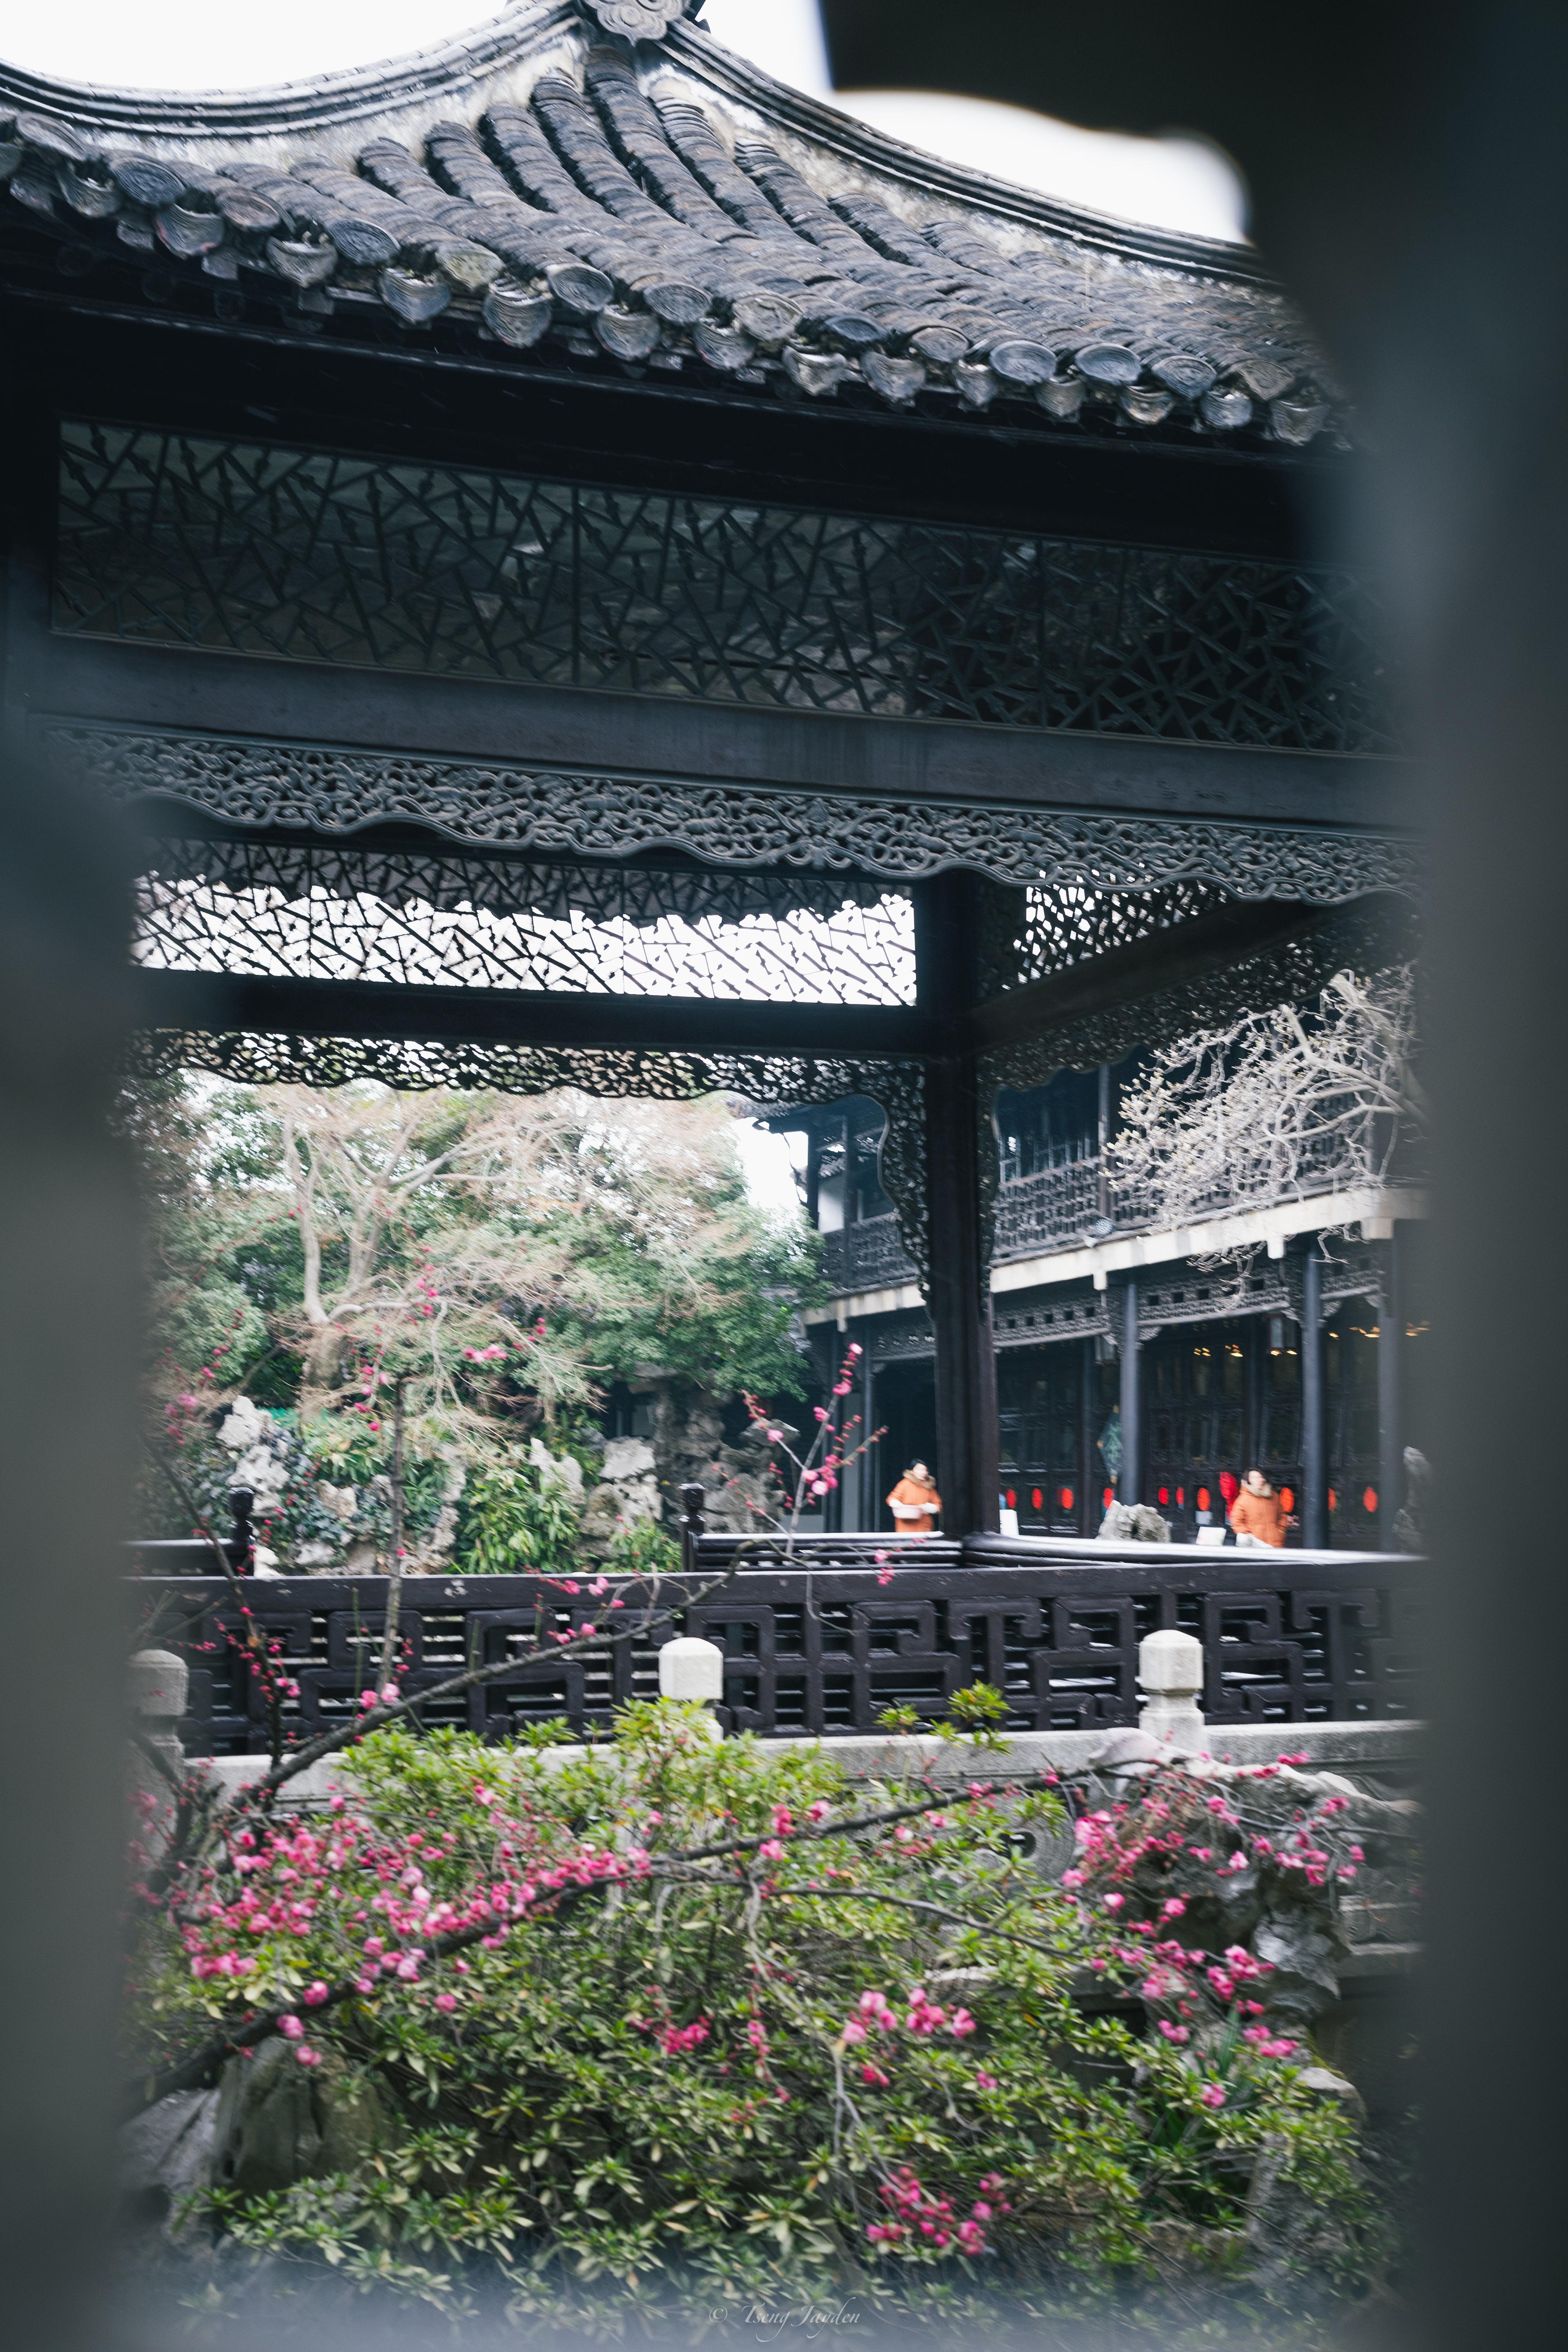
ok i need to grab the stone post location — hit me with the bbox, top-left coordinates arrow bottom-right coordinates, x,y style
128,1647 -> 190,1858
1137,1628 -> 1209,1755
658,1636 -> 725,1737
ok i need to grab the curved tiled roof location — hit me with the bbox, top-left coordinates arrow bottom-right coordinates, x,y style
0,1 -> 1342,446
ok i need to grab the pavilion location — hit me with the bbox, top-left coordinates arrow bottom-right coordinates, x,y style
0,0 -> 1417,1536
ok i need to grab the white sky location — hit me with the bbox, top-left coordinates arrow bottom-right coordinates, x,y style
7,0 -> 1247,240
734,1119 -> 804,1225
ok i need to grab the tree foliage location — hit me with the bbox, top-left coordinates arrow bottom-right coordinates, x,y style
126,1078 -> 818,1548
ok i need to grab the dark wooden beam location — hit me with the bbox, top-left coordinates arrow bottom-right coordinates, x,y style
132,970 -> 934,1059
20,635 -> 1408,837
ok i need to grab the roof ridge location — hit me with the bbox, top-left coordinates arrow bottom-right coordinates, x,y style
0,7 -> 1343,445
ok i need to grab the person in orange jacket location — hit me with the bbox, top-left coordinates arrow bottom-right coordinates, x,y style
886,1461 -> 941,1536
1229,1468 -> 1287,1547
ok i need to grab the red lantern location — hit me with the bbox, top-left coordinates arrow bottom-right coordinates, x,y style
1363,1485 -> 1378,1514
1219,1470 -> 1239,1504
1197,1486 -> 1211,1512
1058,1486 -> 1074,1512
1005,1488 -> 1016,1509
1176,1486 -> 1185,1506
1328,1488 -> 1338,1512
1157,1486 -> 1169,1506
1102,1486 -> 1113,1510
1031,1488 -> 1043,1511
1281,1486 -> 1296,1512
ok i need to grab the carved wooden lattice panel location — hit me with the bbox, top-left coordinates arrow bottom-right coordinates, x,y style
132,840 -> 916,1006
56,424 -> 1397,753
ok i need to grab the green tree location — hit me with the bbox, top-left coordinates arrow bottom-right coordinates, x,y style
127,1078 -> 820,1548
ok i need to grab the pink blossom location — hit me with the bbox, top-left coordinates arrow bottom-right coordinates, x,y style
295,2046 -> 321,2067
806,1800 -> 830,1823
842,2019 -> 868,2045
1161,1897 -> 1186,1918
434,1992 -> 458,2013
861,2062 -> 890,2087
303,1981 -> 328,2007
975,2070 -> 999,2091
949,2008 -> 977,2038
1199,2082 -> 1227,2109
1103,1892 -> 1125,1911
277,2014 -> 303,2041
1157,2021 -> 1189,2044
757,1838 -> 784,1862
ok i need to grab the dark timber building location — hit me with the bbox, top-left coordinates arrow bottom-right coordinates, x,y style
0,0 -> 1419,1546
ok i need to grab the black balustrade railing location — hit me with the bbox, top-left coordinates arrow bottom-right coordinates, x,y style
129,1523 -> 1421,1755
820,1217 -> 920,1293
822,1135 -> 1393,1297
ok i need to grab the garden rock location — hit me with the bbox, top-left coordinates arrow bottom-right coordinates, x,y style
603,1437 -> 656,1484
121,2087 -> 219,2244
1254,1914 -> 1345,2025
529,1437 -> 584,1499
1098,1500 -> 1173,1542
212,2037 -> 387,2197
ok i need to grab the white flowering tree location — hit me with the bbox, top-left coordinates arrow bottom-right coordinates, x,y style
1106,964 -> 1425,1237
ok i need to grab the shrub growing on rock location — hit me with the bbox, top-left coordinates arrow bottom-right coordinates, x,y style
130,1711 -> 1395,2337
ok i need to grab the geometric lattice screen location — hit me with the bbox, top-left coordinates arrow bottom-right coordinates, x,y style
133,843 -> 916,1005
58,425 -> 1397,754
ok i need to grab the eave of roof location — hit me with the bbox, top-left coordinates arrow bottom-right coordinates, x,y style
0,0 -> 1345,448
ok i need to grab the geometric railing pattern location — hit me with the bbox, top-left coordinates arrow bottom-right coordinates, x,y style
131,1537 -> 1421,1753
58,424 -> 1398,754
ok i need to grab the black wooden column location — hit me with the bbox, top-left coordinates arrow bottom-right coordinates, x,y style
1118,1279 -> 1142,1504
1079,1335 -> 1096,1533
915,875 -> 1000,1536
1379,1225 -> 1403,1552
860,1342 -> 878,1532
842,1108 -> 857,1243
1300,1245 -> 1327,1548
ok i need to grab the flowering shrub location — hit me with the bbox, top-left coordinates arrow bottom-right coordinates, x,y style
129,1712 -> 1390,2335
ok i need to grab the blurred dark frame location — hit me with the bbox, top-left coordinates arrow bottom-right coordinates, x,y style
823,7 -> 1561,2347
